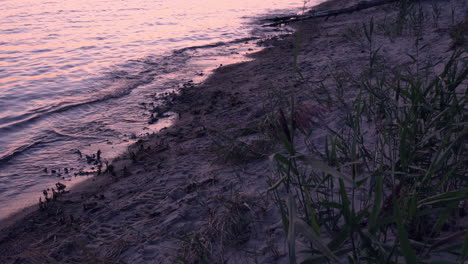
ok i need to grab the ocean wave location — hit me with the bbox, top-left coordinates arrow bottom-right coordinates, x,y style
0,140 -> 43,165
173,36 -> 260,54
0,35 -> 265,162
0,126 -> 108,166
50,128 -> 103,140
0,75 -> 154,133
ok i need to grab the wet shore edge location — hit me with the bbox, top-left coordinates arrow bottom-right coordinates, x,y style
0,0 -> 337,232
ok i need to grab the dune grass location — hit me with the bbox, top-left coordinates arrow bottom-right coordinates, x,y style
267,1 -> 468,263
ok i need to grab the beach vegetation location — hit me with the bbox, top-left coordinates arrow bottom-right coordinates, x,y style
268,1 -> 468,263
209,128 -> 275,164
176,193 -> 258,263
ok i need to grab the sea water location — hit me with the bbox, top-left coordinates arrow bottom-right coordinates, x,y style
0,0 -> 323,219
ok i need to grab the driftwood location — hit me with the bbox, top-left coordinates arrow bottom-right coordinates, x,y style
263,0 -> 398,27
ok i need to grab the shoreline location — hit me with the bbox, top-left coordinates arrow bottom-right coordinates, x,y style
0,12 -> 289,224
0,0 -> 300,221
0,0 -> 313,254
1,0 -> 467,263
0,0 -> 312,245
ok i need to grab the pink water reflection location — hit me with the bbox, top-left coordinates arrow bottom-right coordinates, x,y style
0,0 -> 325,220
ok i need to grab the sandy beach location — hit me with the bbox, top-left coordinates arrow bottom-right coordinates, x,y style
0,0 -> 467,263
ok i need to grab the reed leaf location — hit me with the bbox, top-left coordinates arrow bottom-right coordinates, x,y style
417,189 -> 468,208
298,155 -> 355,186
461,229 -> 468,262
295,217 -> 340,262
394,197 -> 418,263
369,172 -> 383,232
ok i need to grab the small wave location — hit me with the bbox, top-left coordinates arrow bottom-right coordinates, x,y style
50,128 -> 102,140
0,140 -> 43,165
173,37 -> 260,54
0,77 -> 153,133
0,36 -> 259,134
32,49 -> 53,53
78,45 -> 96,50
0,127 -> 104,165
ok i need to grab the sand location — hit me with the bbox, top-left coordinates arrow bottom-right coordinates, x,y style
0,0 -> 466,263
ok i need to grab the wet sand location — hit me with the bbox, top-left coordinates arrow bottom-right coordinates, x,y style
0,0 -> 466,263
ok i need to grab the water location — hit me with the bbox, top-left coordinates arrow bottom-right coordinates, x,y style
0,0 -> 323,219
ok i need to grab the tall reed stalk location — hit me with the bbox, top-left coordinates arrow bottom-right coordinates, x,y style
268,1 -> 468,263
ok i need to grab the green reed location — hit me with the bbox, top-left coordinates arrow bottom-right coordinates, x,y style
268,1 -> 468,262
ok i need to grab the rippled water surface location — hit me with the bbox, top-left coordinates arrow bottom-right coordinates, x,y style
0,0 -> 323,219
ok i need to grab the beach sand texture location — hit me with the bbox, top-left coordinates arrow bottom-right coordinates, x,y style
0,0 -> 467,263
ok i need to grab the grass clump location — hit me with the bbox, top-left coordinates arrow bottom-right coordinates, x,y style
176,194 -> 257,263
269,49 -> 467,264
267,1 -> 468,262
209,128 -> 275,164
